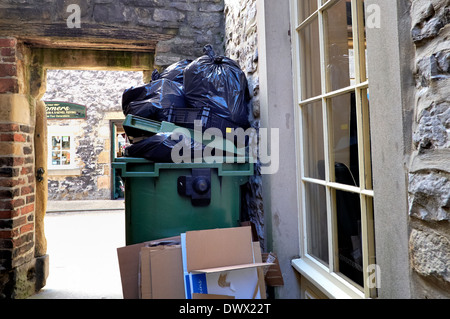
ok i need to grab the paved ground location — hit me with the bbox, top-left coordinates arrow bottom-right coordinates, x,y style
28,200 -> 126,299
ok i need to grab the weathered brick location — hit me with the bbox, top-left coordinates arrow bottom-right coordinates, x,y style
0,63 -> 17,77
0,210 -> 13,219
0,133 -> 26,142
22,146 -> 32,155
0,167 -> 19,178
12,198 -> 25,208
0,238 -> 12,249
25,194 -> 34,204
13,216 -> 27,228
19,125 -> 31,133
0,188 -> 20,198
1,56 -> 16,63
12,232 -> 33,248
0,78 -> 18,93
0,157 -> 24,167
0,229 -> 16,239
0,208 -> 19,219
0,38 -> 17,48
0,124 -> 19,132
19,223 -> 33,234
20,185 -> 34,196
20,166 -> 33,176
0,178 -> 22,188
0,48 -> 15,57
20,204 -> 34,215
0,219 -> 12,229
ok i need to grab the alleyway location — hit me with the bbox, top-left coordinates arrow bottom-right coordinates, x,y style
28,200 -> 125,299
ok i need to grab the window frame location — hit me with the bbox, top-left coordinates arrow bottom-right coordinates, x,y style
47,125 -> 77,171
290,0 -> 377,299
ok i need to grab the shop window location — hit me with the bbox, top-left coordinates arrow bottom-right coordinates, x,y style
47,126 -> 77,171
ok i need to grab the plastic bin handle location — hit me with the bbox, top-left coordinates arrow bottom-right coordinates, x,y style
113,161 -> 254,178
112,162 -> 159,178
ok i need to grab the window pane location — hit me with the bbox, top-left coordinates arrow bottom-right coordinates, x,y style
298,0 -> 318,23
52,136 -> 61,150
61,151 -> 71,165
62,136 -> 70,150
362,88 -> 373,190
335,189 -> 363,286
360,1 -> 368,82
299,17 -> 321,100
52,151 -> 61,165
305,182 -> 328,265
330,92 -> 359,187
302,101 -> 325,180
324,0 -> 353,92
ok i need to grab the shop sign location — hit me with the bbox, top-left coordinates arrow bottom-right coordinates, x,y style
45,101 -> 86,119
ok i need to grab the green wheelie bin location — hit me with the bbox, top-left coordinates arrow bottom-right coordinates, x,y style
113,158 -> 252,245
113,115 -> 253,245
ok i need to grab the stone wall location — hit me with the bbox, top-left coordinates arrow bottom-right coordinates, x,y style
0,0 -> 225,68
408,0 -> 450,298
154,0 -> 226,66
43,69 -> 144,200
224,0 -> 265,247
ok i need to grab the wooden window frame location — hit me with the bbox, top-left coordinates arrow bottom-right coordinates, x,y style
290,0 -> 377,299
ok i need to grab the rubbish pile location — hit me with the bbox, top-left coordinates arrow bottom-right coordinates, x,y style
117,226 -> 284,299
121,45 -> 251,163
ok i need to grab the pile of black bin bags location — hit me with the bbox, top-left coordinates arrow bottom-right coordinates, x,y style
122,44 -> 251,163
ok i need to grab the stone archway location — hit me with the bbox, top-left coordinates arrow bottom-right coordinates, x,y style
0,41 -> 154,298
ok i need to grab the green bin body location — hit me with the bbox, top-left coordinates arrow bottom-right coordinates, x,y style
113,157 -> 252,245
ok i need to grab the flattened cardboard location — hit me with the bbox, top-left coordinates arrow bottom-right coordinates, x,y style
262,252 -> 284,286
253,242 -> 267,299
181,227 -> 273,299
117,236 -> 180,299
185,226 -> 253,272
190,268 -> 261,299
140,245 -> 185,299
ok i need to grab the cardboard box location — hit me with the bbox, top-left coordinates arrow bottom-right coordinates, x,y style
262,252 -> 284,287
181,226 -> 273,299
117,227 -> 276,299
117,236 -> 181,299
139,244 -> 185,299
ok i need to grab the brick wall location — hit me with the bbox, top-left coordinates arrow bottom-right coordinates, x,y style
0,37 -> 38,299
0,38 -> 18,94
0,123 -> 35,262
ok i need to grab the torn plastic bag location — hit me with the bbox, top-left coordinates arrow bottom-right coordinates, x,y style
122,71 -> 186,121
183,44 -> 250,129
159,59 -> 192,84
124,132 -> 204,163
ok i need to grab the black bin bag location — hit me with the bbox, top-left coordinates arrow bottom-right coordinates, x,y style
122,70 -> 186,122
124,132 -> 204,163
159,59 -> 192,84
183,45 -> 250,130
